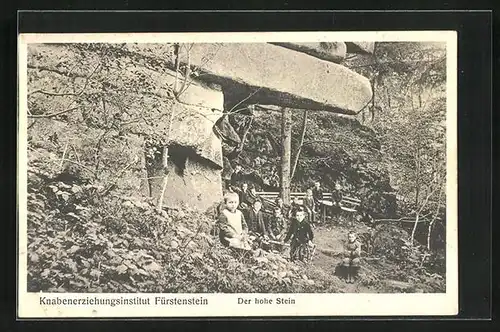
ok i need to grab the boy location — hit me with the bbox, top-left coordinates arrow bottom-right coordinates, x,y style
267,207 -> 288,241
311,181 -> 324,220
330,182 -> 343,220
289,196 -> 302,217
311,181 -> 323,208
303,188 -> 316,225
239,182 -> 250,210
217,192 -> 251,250
247,186 -> 261,206
230,164 -> 245,190
275,197 -> 291,219
341,231 -> 361,283
331,182 -> 343,208
283,206 -> 314,262
246,200 -> 268,237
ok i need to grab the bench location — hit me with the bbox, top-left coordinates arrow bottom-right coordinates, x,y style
256,191 -> 361,222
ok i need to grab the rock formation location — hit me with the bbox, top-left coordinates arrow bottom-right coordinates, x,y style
26,41 -> 375,212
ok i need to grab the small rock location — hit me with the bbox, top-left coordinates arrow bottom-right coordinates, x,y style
170,240 -> 179,249
302,275 -> 308,280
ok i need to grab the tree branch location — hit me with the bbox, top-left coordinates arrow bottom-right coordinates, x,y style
27,106 -> 80,119
28,62 -> 101,98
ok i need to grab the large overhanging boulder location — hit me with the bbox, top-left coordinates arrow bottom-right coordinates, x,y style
180,43 -> 373,115
268,42 -> 347,63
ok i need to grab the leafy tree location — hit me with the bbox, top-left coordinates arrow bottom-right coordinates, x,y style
346,42 -> 447,246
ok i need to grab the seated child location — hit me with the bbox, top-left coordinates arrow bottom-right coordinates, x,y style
267,206 -> 288,241
341,231 -> 362,283
331,183 -> 343,208
247,186 -> 261,207
246,200 -> 269,238
274,197 -> 291,219
283,206 -> 314,262
217,192 -> 251,250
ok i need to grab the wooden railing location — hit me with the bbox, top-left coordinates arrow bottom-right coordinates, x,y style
256,191 -> 361,213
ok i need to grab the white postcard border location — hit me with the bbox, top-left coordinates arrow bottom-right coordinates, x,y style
17,31 -> 458,318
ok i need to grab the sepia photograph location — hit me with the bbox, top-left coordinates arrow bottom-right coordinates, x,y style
18,31 -> 457,317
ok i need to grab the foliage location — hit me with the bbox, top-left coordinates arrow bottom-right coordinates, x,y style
362,223 -> 445,291
346,42 -> 447,221
27,174 -> 324,293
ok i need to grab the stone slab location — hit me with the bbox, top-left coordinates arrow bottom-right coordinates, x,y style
181,43 -> 372,114
269,42 -> 346,63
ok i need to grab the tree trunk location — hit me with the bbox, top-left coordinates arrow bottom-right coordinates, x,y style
156,146 -> 170,213
280,107 -> 292,205
156,92 -> 177,212
410,212 -> 419,246
427,181 -> 445,250
414,147 -> 420,211
290,110 -> 308,181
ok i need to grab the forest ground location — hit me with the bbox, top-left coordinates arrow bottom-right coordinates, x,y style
293,214 -> 442,294
26,179 -> 445,294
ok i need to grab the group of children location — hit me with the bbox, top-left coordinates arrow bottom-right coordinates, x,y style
216,175 -> 362,282
217,189 -> 314,262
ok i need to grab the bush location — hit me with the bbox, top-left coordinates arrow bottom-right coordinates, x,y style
27,177 -> 325,293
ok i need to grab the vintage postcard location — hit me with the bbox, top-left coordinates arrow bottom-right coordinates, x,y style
17,31 -> 457,318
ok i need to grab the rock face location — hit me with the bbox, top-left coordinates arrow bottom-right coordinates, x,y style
168,84 -> 225,168
27,43 -> 224,211
26,41 -> 376,212
269,42 -> 347,63
345,42 -> 375,54
176,43 -> 373,115
146,82 -> 225,211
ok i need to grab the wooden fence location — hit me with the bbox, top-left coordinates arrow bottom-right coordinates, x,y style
256,191 -> 362,222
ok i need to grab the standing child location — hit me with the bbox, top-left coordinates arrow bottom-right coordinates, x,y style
290,196 -> 302,217
330,182 -> 344,220
217,192 -> 251,250
230,164 -> 245,190
239,182 -> 251,210
311,181 -> 324,220
341,231 -> 362,283
303,188 -> 316,225
283,206 -> 314,262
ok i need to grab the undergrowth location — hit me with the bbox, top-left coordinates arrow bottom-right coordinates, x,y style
27,174 -> 330,293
